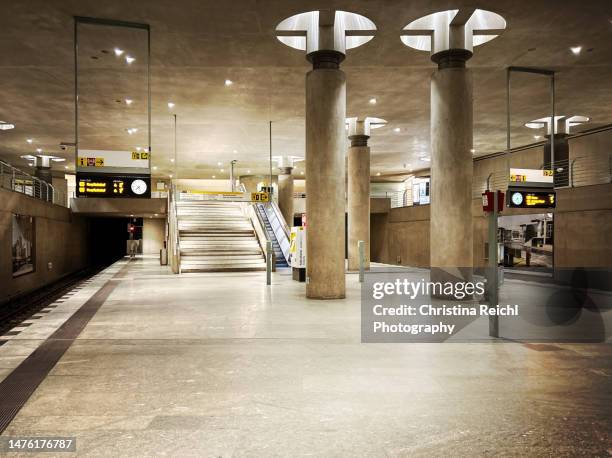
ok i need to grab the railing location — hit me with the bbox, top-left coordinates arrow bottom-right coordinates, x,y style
543,154 -> 611,188
167,183 -> 181,273
371,191 -> 413,209
0,160 -> 68,207
473,153 -> 611,197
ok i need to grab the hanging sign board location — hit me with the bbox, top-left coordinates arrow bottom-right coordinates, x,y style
509,168 -> 553,188
77,149 -> 150,173
180,191 -> 269,202
76,174 -> 151,198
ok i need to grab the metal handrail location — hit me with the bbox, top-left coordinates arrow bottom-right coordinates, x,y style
167,183 -> 181,273
0,159 -> 67,207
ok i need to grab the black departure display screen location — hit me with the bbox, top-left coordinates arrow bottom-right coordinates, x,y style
507,190 -> 556,209
76,174 -> 151,198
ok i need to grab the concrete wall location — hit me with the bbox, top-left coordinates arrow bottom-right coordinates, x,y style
143,218 -> 165,255
371,183 -> 612,270
0,188 -> 89,304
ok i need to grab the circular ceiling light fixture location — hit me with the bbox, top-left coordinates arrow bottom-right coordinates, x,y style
525,115 -> 589,135
276,10 -> 376,55
0,121 -> 15,130
346,117 -> 387,138
400,9 -> 506,61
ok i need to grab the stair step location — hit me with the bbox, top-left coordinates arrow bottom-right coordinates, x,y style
180,257 -> 266,265
181,264 -> 266,273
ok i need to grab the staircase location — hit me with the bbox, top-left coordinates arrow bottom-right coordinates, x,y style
177,200 -> 266,272
255,204 -> 289,268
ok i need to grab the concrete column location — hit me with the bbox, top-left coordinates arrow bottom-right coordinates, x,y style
430,64 -> 473,282
275,9 -> 376,299
347,135 -> 370,271
34,156 -> 53,184
277,167 -> 294,225
400,8 -> 506,286
305,60 -> 346,299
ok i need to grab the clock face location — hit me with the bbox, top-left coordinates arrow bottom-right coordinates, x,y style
131,179 -> 147,195
511,192 -> 523,206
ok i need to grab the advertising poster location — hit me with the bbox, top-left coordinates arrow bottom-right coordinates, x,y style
12,214 -> 35,277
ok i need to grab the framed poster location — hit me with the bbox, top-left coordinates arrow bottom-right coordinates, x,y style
12,214 -> 35,277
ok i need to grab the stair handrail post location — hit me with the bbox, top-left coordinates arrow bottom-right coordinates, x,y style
266,240 -> 273,285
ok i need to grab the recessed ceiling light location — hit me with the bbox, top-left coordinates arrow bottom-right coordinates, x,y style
64,165 -> 68,169
217,161 -> 222,166
534,135 -> 541,140
224,79 -> 233,86
470,148 -> 476,153
233,150 -> 237,153
125,98 -> 133,105
393,127 -> 401,133
125,55 -> 135,64
220,169 -> 224,172
369,98 -> 377,105
0,121 -> 15,130
26,138 -> 33,144
167,102 -> 175,109
170,158 -> 175,163
136,147 -> 142,151
152,166 -> 158,170
126,128 -> 138,135
300,171 -> 304,175
114,48 -> 124,56
420,156 -> 431,162
247,170 -> 251,174
376,172 -> 381,176
570,46 -> 582,55
169,174 -> 173,178
212,175 -> 216,178
36,148 -> 42,153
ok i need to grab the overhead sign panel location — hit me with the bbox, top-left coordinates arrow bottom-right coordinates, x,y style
76,174 -> 151,198
507,190 -> 556,209
180,191 -> 269,202
77,149 -> 150,173
509,168 -> 553,188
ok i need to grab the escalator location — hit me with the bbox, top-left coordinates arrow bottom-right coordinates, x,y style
255,202 -> 291,268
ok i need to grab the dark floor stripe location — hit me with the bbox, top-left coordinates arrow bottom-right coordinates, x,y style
4,331 -> 20,336
0,261 -> 130,433
0,341 -> 6,347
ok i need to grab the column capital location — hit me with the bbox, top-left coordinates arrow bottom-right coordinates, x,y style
275,10 -> 376,68
525,115 -> 589,136
346,116 -> 386,146
400,9 -> 506,68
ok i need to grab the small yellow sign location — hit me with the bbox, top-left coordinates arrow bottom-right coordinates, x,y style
251,192 -> 269,202
132,151 -> 150,160
543,169 -> 554,176
78,157 -> 104,167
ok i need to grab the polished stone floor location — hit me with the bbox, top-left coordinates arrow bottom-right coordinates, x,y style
1,256 -> 611,457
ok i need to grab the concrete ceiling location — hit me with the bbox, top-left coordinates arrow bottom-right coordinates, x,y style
0,0 -> 611,180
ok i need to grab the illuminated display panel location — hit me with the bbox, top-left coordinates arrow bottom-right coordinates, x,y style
507,190 -> 556,209
76,174 -> 151,198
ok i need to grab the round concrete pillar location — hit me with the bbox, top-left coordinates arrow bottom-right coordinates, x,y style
305,66 -> 346,299
347,137 -> 370,271
277,167 -> 294,225
430,66 -> 473,281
